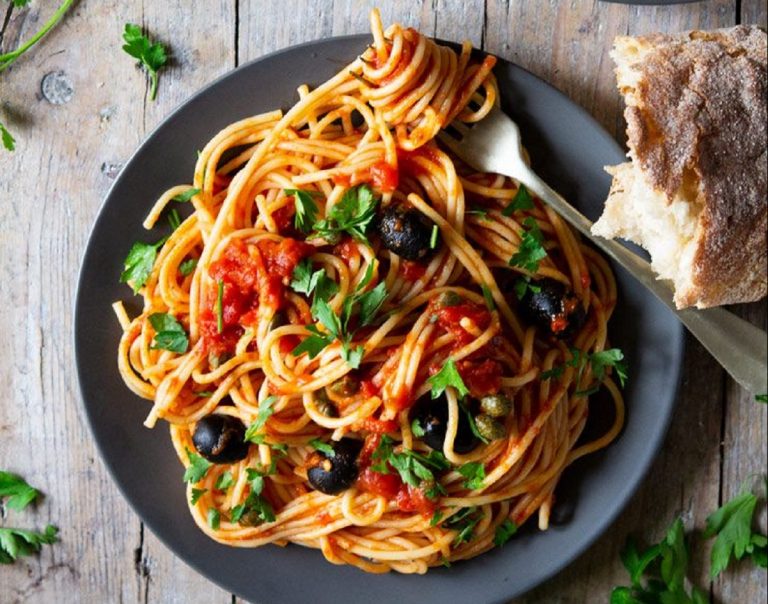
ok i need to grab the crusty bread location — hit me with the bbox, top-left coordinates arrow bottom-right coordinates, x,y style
592,25 -> 767,309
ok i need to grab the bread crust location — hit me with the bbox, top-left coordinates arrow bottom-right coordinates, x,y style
613,25 -> 767,308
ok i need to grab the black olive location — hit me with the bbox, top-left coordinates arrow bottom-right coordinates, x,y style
306,438 -> 362,495
411,394 -> 479,454
518,278 -> 585,339
192,415 -> 249,464
376,204 -> 437,261
550,494 -> 577,526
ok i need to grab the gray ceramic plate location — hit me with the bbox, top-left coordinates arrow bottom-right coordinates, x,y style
75,35 -> 684,604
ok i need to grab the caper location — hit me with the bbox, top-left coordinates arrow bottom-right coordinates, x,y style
330,374 -> 360,397
238,509 -> 266,527
208,351 -> 232,369
475,414 -> 505,441
435,291 -> 463,308
479,394 -> 511,418
316,399 -> 338,418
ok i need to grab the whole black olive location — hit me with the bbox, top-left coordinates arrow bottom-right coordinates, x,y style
306,438 -> 362,495
411,394 -> 479,454
376,204 -> 437,261
192,414 -> 249,463
518,278 -> 585,339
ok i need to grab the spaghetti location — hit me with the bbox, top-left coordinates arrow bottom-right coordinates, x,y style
114,10 -> 624,574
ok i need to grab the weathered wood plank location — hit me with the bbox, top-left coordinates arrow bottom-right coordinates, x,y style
741,0 -> 768,25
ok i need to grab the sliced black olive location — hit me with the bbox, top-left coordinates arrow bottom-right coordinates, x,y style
376,204 -> 437,261
411,394 -> 479,454
192,415 -> 249,463
306,438 -> 362,495
518,278 -> 585,339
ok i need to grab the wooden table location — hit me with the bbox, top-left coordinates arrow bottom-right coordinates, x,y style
1,1 -> 765,602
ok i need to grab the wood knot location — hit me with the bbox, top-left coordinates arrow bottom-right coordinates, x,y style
41,71 -> 74,105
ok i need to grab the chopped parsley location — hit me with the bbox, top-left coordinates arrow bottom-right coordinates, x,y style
179,258 -> 198,276
190,488 -> 207,505
285,189 -> 320,232
230,468 -> 276,525
183,448 -> 212,484
429,224 -> 439,249
310,184 -> 379,245
122,23 -> 168,101
207,508 -> 220,530
0,525 -> 58,565
244,395 -> 279,443
494,519 -> 518,547
120,238 -> 165,294
508,216 -> 547,273
539,366 -> 564,381
216,280 -> 225,333
290,259 -> 339,314
0,122 -> 15,152
756,394 -> 767,404
501,183 -> 534,216
411,418 -> 426,438
148,313 -> 189,353
309,438 -> 335,457
457,462 -> 485,490
542,347 -> 628,390
215,471 -> 234,491
172,188 -> 200,203
513,276 -> 542,300
0,471 -> 40,511
428,359 -> 469,400
481,284 -> 496,311
445,507 -> 484,546
371,435 -> 449,498
167,208 -> 181,231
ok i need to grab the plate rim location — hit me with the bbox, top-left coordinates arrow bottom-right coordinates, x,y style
74,32 -> 684,603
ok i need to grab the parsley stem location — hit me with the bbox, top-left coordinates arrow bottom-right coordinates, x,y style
149,70 -> 159,101
216,280 -> 224,333
0,0 -> 75,72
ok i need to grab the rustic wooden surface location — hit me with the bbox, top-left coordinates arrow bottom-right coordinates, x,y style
0,1 -> 765,602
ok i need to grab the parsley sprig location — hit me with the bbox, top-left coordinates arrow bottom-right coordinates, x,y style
501,183 -> 534,216
230,468 -> 276,525
508,217 -> 547,273
541,347 -> 628,390
443,507 -> 484,546
427,359 -> 469,400
120,239 -> 165,293
148,313 -> 189,353
371,436 -> 449,498
0,471 -> 40,511
244,396 -> 279,443
183,448 -> 212,484
494,519 -> 518,547
457,462 -> 485,490
309,185 -> 379,245
292,262 -> 387,368
122,23 -> 168,101
285,189 -> 320,233
0,122 -> 15,152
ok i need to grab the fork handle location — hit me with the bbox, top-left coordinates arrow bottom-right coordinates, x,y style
519,170 -> 768,395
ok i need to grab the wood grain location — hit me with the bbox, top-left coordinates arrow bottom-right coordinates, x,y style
0,1 -> 765,603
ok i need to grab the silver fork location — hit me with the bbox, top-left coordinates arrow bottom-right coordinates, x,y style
438,106 -> 767,394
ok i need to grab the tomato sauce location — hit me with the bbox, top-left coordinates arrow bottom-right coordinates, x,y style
457,358 -> 502,397
401,260 -> 426,281
369,161 -> 399,193
333,237 -> 360,264
395,485 -> 436,515
435,301 -> 491,347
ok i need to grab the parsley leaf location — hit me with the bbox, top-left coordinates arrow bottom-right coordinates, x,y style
457,462 -> 485,490
590,349 -> 628,387
207,509 -> 220,530
501,183 -> 534,216
411,418 -> 426,438
493,519 -> 518,547
216,280 -> 225,333
0,525 -> 58,564
183,448 -> 212,484
509,216 -> 547,273
540,366 -> 564,380
172,188 -> 200,203
428,359 -> 469,400
230,468 -> 276,525
756,394 -> 767,404
309,438 -> 336,457
0,122 -> 15,152
371,436 -> 449,497
311,185 -> 379,244
120,239 -> 164,293
291,325 -> 335,359
513,276 -> 542,300
190,488 -> 207,505
285,189 -> 319,233
481,284 -> 496,311
179,258 -> 198,276
148,313 -> 189,353
11,0 -> 32,7
244,396 -> 278,443
430,509 -> 444,526
215,471 -> 234,491
704,487 -> 767,577
353,281 -> 388,327
445,507 -> 484,546
122,23 -> 168,101
0,471 -> 40,511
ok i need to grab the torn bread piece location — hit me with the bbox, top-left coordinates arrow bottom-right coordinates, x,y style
592,25 -> 767,309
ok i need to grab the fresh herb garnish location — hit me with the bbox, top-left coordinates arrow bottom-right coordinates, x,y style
481,284 -> 496,311
309,438 -> 336,457
285,189 -> 320,233
411,418 -> 426,438
457,462 -> 485,490
0,122 -> 15,152
172,188 -> 200,203
501,183 -> 534,216
290,259 -> 339,312
466,205 -> 490,220
190,488 -> 207,505
371,435 -> 449,497
611,518 -> 707,604
756,394 -> 767,404
207,509 -> 220,530
494,519 -> 518,547
704,485 -> 767,577
148,313 -> 189,353
215,471 -> 234,491
429,224 -> 439,249
244,396 -> 279,443
430,509 -> 444,526
0,471 -> 40,510
230,468 -> 275,525
216,280 -> 225,333
183,448 -> 212,484
513,276 -> 542,300
445,507 -> 484,546
0,525 -> 58,565
120,239 -> 165,293
168,208 -> 181,231
460,400 -> 489,444
540,366 -> 564,380
310,184 -> 379,245
122,23 -> 168,101
543,347 -> 628,389
428,359 -> 469,400
179,258 -> 198,276
508,217 -> 547,273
